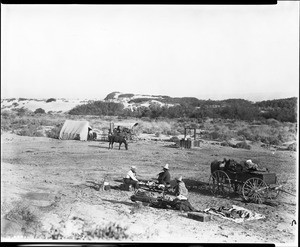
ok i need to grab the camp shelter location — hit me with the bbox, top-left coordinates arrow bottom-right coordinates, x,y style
59,120 -> 92,141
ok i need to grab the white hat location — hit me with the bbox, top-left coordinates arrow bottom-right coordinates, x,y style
163,164 -> 169,170
131,166 -> 137,170
246,159 -> 253,165
176,195 -> 187,200
176,176 -> 182,182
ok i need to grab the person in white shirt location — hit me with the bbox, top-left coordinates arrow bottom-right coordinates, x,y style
124,166 -> 139,190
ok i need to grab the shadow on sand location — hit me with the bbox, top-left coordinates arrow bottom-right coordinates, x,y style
102,198 -> 134,207
163,144 -> 180,149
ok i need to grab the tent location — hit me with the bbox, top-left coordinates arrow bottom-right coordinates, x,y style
59,120 -> 92,141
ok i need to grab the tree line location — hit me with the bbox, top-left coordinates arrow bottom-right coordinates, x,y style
68,97 -> 297,123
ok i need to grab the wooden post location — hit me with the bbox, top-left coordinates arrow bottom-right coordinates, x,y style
109,122 -> 114,133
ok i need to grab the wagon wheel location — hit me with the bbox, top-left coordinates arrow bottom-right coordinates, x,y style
242,178 -> 269,204
209,170 -> 233,197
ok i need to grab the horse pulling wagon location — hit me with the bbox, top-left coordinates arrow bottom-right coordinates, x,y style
208,159 -> 283,204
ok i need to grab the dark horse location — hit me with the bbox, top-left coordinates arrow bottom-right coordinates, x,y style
108,133 -> 128,150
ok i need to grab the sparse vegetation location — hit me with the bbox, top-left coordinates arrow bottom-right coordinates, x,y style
118,93 -> 135,98
46,98 -> 56,103
34,108 -> 46,114
1,94 -> 297,146
70,95 -> 297,123
104,92 -> 120,100
45,123 -> 64,139
41,221 -> 129,240
3,201 -> 42,238
69,101 -> 124,116
1,107 -> 297,145
235,141 -> 251,150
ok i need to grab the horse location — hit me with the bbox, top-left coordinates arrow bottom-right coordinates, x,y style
108,133 -> 128,150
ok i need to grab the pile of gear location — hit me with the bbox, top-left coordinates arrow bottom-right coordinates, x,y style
138,181 -> 167,192
204,205 -> 265,223
130,190 -> 197,212
215,159 -> 268,173
123,163 -> 199,212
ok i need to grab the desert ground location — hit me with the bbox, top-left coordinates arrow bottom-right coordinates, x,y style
1,132 -> 298,244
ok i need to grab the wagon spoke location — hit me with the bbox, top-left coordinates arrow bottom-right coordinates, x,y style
242,178 -> 268,204
209,170 -> 233,197
244,183 -> 254,190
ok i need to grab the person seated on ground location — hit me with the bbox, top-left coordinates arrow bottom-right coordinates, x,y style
170,176 -> 197,212
173,176 -> 189,200
157,164 -> 171,189
124,166 -> 139,190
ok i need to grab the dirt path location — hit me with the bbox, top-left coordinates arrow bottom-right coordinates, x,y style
1,133 -> 298,244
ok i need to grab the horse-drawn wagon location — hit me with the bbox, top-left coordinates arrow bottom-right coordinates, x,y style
208,159 -> 283,204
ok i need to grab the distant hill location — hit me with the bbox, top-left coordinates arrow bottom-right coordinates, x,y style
103,91 -> 297,110
1,98 -> 91,113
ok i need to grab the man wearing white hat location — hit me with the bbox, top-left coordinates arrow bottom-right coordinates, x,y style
157,164 -> 171,187
124,166 -> 139,190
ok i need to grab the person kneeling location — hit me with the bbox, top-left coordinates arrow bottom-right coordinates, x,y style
173,176 -> 188,200
123,166 -> 139,190
171,176 -> 196,212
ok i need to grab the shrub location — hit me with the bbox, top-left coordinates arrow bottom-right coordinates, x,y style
287,142 -> 296,151
46,123 -> 64,139
42,221 -> 128,240
17,127 -> 44,137
118,94 -> 134,98
7,98 -> 16,102
34,108 -> 46,114
1,119 -> 11,131
1,110 -> 17,119
237,128 -> 255,141
13,108 -> 29,116
46,98 -> 56,103
83,222 -> 128,240
4,201 -> 42,238
235,141 -> 251,150
170,136 -> 180,142
220,141 -> 230,147
104,92 -> 120,100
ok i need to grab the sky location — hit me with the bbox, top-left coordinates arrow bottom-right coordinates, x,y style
1,3 -> 299,102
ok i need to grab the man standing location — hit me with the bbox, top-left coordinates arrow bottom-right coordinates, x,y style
124,166 -> 139,190
157,164 -> 171,188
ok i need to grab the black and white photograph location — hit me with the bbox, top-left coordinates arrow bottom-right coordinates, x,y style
1,3 -> 299,246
